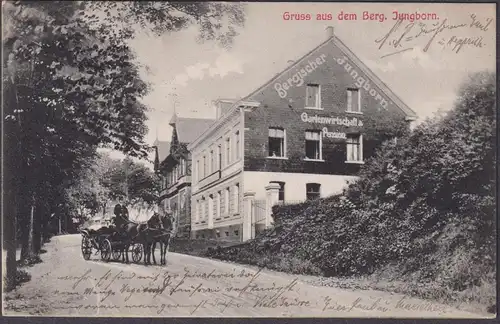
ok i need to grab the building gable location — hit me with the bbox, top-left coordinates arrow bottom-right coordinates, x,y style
244,34 -> 416,119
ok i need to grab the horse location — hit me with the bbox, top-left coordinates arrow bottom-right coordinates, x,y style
112,208 -> 160,263
150,212 -> 174,265
134,212 -> 164,265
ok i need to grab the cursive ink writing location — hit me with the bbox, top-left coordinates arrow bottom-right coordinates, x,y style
375,14 -> 492,57
447,35 -> 484,53
469,14 -> 492,31
57,269 -> 92,290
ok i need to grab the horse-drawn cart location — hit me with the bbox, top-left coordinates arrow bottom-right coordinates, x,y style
79,210 -> 174,265
80,225 -> 143,263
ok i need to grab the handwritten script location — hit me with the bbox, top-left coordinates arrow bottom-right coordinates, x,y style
375,13 -> 493,57
24,266 -> 459,316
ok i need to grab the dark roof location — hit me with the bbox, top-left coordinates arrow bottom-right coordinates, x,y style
175,117 -> 215,144
153,140 -> 171,162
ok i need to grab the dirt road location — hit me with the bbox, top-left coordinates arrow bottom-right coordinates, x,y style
3,234 -> 487,318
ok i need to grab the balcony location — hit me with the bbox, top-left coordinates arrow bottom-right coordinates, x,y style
160,175 -> 192,197
198,170 -> 221,189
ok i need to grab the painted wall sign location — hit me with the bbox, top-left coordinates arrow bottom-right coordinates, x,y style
274,54 -> 327,99
301,112 -> 363,127
322,127 -> 346,139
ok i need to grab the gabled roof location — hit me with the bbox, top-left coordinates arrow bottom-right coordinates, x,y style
174,117 -> 215,144
242,32 -> 417,119
153,140 -> 171,163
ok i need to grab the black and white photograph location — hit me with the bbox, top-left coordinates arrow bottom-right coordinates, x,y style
2,1 -> 497,318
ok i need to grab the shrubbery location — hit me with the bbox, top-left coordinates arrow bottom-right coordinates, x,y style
205,72 -> 496,308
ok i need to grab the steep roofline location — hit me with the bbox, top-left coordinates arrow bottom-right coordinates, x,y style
243,36 -> 334,100
242,34 -> 417,118
333,37 -> 417,118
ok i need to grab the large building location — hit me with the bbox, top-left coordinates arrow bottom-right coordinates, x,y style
154,114 -> 214,237
188,27 -> 417,242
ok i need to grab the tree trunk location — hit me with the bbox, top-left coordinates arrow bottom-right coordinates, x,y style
19,203 -> 30,262
3,132 -> 18,291
28,204 -> 35,255
20,194 -> 37,263
32,201 -> 42,254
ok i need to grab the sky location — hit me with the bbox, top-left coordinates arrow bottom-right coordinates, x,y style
105,2 -> 496,162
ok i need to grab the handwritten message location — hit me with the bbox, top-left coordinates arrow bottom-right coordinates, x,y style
375,13 -> 493,57
25,266 -> 459,317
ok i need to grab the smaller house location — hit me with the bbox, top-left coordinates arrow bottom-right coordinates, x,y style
154,114 -> 215,237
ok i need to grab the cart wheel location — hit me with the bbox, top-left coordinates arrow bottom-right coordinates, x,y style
81,235 -> 92,260
131,243 -> 143,263
101,239 -> 112,262
112,248 -> 122,261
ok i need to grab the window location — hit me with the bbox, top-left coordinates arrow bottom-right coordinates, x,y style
346,134 -> 363,162
224,188 -> 230,215
268,128 -> 286,157
217,145 -> 222,170
234,183 -> 240,214
235,131 -> 240,159
216,191 -> 221,219
225,137 -> 231,165
270,181 -> 285,201
347,88 -> 361,113
203,155 -> 207,178
306,84 -> 321,108
200,197 -> 205,221
306,183 -> 321,200
305,130 -> 322,160
179,192 -> 185,210
208,195 -> 214,220
195,200 -> 199,222
196,160 -> 200,181
210,149 -> 215,174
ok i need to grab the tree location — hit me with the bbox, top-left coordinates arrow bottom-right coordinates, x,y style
101,157 -> 160,209
2,0 -> 247,290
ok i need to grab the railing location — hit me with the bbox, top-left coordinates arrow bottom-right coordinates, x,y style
252,199 -> 266,224
275,200 -> 307,206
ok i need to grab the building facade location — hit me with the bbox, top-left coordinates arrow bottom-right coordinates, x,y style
155,114 -> 214,237
188,27 -> 417,242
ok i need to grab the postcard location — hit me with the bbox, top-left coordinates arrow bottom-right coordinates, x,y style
2,1 -> 496,318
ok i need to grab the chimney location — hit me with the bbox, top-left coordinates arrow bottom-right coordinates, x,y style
325,26 -> 334,40
214,99 -> 237,120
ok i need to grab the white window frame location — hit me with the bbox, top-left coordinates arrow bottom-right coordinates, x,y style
234,183 -> 240,215
346,134 -> 364,163
196,159 -> 200,181
268,127 -> 287,158
304,130 -> 323,161
225,137 -> 231,166
195,200 -> 199,222
216,191 -> 221,219
216,144 -> 221,171
347,88 -> 362,114
208,195 -> 214,221
235,130 -> 240,160
209,149 -> 214,174
306,183 -> 321,200
224,188 -> 230,216
305,84 -> 322,110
